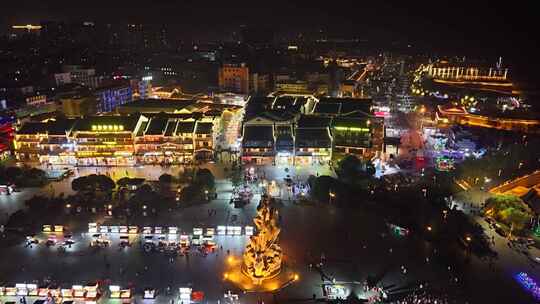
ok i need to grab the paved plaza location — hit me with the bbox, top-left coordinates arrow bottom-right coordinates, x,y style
0,164 -> 538,303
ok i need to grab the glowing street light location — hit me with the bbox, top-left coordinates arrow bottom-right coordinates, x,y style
427,226 -> 432,232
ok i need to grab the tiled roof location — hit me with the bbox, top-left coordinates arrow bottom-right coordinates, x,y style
73,115 -> 140,132
297,115 -> 332,128
145,118 -> 168,135
194,122 -> 213,134
295,128 -> 332,148
164,120 -> 178,136
242,126 -> 274,148
17,122 -> 47,134
176,121 -> 196,134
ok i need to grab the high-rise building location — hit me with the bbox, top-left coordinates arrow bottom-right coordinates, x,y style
55,65 -> 102,88
94,82 -> 133,113
218,63 -> 250,94
61,94 -> 98,118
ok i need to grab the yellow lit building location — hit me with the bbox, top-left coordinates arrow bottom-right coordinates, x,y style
218,63 -> 250,94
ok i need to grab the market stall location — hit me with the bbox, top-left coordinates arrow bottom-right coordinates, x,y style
60,285 -> 73,298
72,285 -> 85,298
84,282 -> 99,300
143,288 -> 156,299
119,235 -> 131,248
88,223 -> 98,234
179,288 -> 191,304
15,283 -> 28,296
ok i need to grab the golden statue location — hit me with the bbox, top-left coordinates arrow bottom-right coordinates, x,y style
242,195 -> 282,284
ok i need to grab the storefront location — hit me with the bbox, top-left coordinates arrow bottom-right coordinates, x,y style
194,148 -> 214,161
275,152 -> 293,166
137,151 -> 193,165
76,152 -> 136,166
39,153 -> 77,165
241,155 -> 274,165
294,150 -> 331,165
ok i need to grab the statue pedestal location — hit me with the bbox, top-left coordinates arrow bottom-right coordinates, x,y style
226,264 -> 295,293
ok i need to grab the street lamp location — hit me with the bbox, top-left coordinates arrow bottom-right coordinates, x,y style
427,226 -> 432,232
329,191 -> 335,204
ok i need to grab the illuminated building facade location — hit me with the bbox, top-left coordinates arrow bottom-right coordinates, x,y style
436,104 -> 540,133
426,64 -> 508,81
14,114 -> 220,166
55,66 -> 102,89
134,117 -> 197,164
94,83 -> 133,113
71,116 -> 144,166
241,112 -> 296,165
14,120 -> 77,163
61,94 -> 98,118
218,63 -> 250,94
241,97 -> 381,165
294,115 -> 333,165
331,116 -> 382,159
25,95 -> 47,106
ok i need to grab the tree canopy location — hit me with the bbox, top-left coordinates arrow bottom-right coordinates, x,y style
159,174 -> 173,184
72,174 -> 116,193
484,194 -> 533,231
194,168 -> 215,190
336,154 -> 375,184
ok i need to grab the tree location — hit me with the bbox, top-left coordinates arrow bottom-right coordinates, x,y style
229,168 -> 243,187
94,175 -> 116,192
336,154 -> 375,184
336,155 -> 362,183
6,210 -> 29,228
71,176 -> 88,192
484,194 -> 533,231
194,168 -> 215,190
310,176 -> 336,203
72,174 -> 115,193
179,184 -> 203,203
178,167 -> 195,183
159,174 -> 173,184
5,167 -> 23,182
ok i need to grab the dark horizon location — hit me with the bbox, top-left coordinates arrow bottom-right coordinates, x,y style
2,1 -> 539,82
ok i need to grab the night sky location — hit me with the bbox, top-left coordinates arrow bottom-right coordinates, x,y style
1,1 -> 539,79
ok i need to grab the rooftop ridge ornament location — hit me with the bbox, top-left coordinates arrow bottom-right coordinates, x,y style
242,195 -> 283,285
